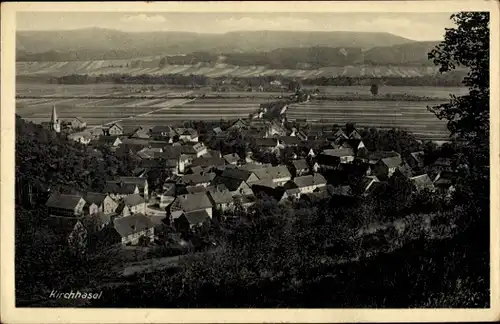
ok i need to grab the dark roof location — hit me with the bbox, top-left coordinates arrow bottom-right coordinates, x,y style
118,177 -> 147,190
151,125 -> 177,136
113,213 -> 153,237
97,136 -> 121,145
184,210 -> 210,225
239,163 -> 268,172
255,138 -> 277,147
349,130 -> 362,140
322,148 -> 355,157
294,173 -> 327,188
280,136 -> 302,146
251,179 -> 278,189
123,193 -> 145,206
191,156 -> 226,168
214,176 -> 245,192
292,159 -> 309,170
45,193 -> 84,210
253,165 -> 292,181
361,176 -> 379,191
141,159 -> 165,169
104,182 -> 138,195
180,143 -> 206,154
368,151 -> 400,162
175,127 -> 198,136
174,192 -> 213,212
410,151 -> 425,163
181,172 -> 216,185
207,187 -> 234,204
223,153 -> 241,164
221,168 -> 254,181
156,146 -> 183,159
84,192 -> 107,206
396,163 -> 414,178
381,156 -> 403,168
132,167 -> 146,177
410,174 -> 434,188
186,186 -> 210,194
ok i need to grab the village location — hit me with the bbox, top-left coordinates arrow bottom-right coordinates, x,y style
38,101 -> 458,255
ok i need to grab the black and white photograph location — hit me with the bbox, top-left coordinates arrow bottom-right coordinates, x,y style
1,1 -> 499,322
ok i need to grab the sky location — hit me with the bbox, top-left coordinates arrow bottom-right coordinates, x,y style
16,12 -> 456,41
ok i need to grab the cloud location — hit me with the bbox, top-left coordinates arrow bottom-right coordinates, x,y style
216,16 -> 314,31
120,14 -> 166,24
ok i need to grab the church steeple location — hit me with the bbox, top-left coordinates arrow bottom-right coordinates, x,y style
51,105 -> 60,133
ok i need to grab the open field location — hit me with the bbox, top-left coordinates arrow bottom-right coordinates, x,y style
287,101 -> 449,141
302,85 -> 468,99
17,61 -> 449,78
16,84 -> 456,140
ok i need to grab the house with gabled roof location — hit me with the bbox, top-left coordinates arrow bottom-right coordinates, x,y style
207,185 -> 235,212
175,128 -> 199,143
293,173 -> 327,195
359,175 -> 380,196
229,118 -> 249,130
129,127 -> 151,139
291,159 -> 310,176
191,156 -> 226,168
68,131 -> 92,145
179,172 -> 216,187
320,148 -> 355,166
373,155 -> 403,179
95,135 -> 122,147
410,174 -> 435,192
213,176 -> 253,197
103,181 -> 140,200
113,213 -> 154,245
251,165 -> 292,186
212,127 -> 223,135
408,151 -> 425,170
393,162 -> 414,179
116,193 -> 146,217
84,192 -> 118,215
180,142 -> 207,158
348,130 -> 362,140
175,210 -> 211,232
221,169 -> 259,183
136,147 -> 163,160
64,117 -> 87,130
150,125 -> 178,141
223,153 -> 241,165
331,129 -> 349,144
116,177 -> 149,200
169,192 -> 213,224
45,193 -> 87,218
103,123 -> 123,136
280,136 -> 303,147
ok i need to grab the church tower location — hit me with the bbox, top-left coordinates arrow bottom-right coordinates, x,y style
50,105 -> 60,133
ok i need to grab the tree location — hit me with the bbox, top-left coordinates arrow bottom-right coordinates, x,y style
370,84 -> 379,96
428,12 -> 489,144
427,12 -> 489,216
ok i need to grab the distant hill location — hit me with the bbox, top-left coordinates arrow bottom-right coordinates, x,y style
16,28 -> 417,62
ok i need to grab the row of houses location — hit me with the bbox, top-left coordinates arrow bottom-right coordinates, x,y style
67,122 -> 200,145
46,114 -> 457,249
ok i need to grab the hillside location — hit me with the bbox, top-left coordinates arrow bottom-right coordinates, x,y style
16,28 -> 416,61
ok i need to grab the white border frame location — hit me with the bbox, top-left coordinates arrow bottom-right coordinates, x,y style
1,1 -> 499,323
